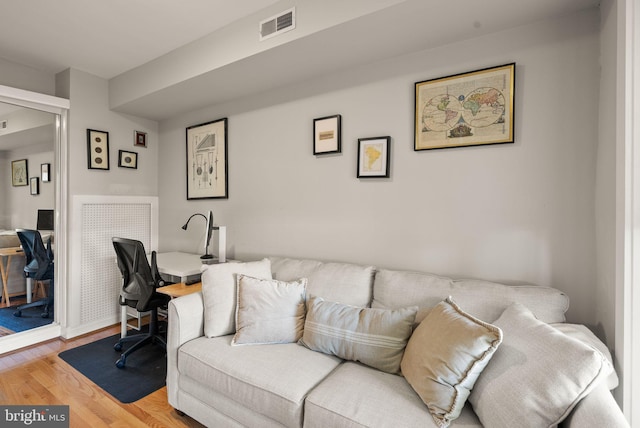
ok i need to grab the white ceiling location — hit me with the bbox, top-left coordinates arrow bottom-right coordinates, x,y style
0,0 -> 601,143
0,0 -> 279,79
0,0 -> 279,151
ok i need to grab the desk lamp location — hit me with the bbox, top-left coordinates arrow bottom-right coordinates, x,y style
181,210 -> 214,259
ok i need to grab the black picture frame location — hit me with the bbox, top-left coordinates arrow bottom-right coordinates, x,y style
414,63 -> 515,151
87,129 -> 110,170
357,136 -> 391,178
41,163 -> 51,182
186,118 -> 228,199
30,177 -> 40,195
118,150 -> 138,169
313,114 -> 341,155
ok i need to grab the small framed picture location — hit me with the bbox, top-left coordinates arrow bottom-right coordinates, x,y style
41,163 -> 51,182
313,114 -> 341,155
30,177 -> 40,195
118,150 -> 138,169
357,136 -> 391,178
11,159 -> 28,186
134,130 -> 147,148
87,129 -> 110,170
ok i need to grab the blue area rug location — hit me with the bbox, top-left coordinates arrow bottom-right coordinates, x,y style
58,328 -> 166,403
0,305 -> 53,333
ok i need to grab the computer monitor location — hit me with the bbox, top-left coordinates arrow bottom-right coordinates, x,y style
37,209 -> 54,231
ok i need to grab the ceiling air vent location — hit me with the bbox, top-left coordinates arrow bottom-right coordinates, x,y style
259,8 -> 295,41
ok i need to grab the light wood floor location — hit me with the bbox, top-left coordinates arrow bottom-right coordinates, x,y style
0,324 -> 205,428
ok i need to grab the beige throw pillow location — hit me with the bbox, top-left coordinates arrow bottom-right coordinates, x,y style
400,297 -> 502,428
201,259 -> 272,338
469,303 -> 612,427
232,275 -> 307,345
299,296 -> 417,374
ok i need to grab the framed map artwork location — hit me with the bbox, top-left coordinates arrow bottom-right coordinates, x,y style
414,63 -> 515,151
357,136 -> 390,178
186,118 -> 228,199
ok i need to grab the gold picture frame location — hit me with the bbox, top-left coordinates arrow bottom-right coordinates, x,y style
414,63 -> 515,151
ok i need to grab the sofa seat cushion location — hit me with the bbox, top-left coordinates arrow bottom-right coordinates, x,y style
178,335 -> 342,428
304,362 -> 483,428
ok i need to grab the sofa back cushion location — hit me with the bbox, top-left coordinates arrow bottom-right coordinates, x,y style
269,257 -> 374,308
372,269 -> 569,324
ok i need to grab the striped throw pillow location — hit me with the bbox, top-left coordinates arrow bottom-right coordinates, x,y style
299,296 -> 417,374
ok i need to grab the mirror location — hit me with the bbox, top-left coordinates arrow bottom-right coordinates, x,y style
0,101 -> 57,337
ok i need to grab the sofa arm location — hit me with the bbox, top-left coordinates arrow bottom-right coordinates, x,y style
167,291 -> 205,408
562,382 -> 629,428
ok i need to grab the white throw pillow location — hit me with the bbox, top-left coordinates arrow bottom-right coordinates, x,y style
469,303 -> 612,427
299,296 -> 417,374
400,297 -> 502,428
232,275 -> 307,345
201,259 -> 272,338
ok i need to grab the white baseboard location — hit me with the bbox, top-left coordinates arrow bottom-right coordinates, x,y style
62,315 -> 120,339
0,323 -> 62,355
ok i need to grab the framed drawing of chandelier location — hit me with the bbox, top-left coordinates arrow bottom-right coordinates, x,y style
186,117 -> 228,199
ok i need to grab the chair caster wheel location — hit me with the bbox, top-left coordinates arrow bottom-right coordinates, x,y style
115,357 -> 126,369
13,311 -> 22,317
114,343 -> 123,352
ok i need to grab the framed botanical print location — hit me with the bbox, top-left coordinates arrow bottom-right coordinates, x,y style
186,118 -> 228,199
11,159 -> 28,186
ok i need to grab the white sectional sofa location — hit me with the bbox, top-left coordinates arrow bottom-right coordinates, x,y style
167,257 -> 629,427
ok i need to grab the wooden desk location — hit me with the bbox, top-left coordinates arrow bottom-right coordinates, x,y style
0,247 -> 24,307
157,281 -> 202,298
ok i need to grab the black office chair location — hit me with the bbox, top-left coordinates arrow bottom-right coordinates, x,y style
13,229 -> 54,318
112,237 -> 171,369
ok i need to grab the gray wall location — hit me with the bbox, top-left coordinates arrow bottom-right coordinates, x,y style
158,10 -> 603,327
0,57 -> 55,95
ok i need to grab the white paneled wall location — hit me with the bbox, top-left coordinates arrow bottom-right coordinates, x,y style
68,195 -> 158,337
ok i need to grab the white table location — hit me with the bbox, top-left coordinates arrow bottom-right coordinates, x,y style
154,251 -> 206,283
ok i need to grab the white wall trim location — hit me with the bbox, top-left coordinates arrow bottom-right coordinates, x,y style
622,0 -> 640,422
0,85 -> 69,353
65,195 -> 158,339
0,84 -> 69,114
0,324 -> 61,355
